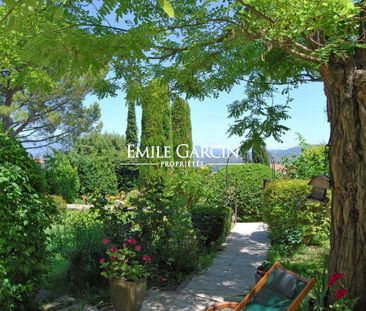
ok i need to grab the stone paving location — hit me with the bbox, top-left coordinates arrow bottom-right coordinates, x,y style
141,222 -> 269,311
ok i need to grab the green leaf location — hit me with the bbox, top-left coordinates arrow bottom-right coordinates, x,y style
157,0 -> 174,18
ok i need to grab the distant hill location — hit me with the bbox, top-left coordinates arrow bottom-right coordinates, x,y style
270,146 -> 301,162
192,146 -> 301,171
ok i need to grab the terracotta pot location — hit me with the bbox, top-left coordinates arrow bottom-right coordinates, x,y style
109,277 -> 147,311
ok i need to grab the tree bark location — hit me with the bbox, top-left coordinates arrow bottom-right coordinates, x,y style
320,58 -> 366,310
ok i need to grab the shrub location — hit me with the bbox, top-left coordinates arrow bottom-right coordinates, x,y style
49,195 -> 67,209
191,206 -> 232,249
282,144 -> 328,179
48,210 -> 106,291
0,133 -> 54,310
68,132 -> 126,195
45,151 -> 80,203
130,177 -> 199,283
74,155 -> 118,196
263,179 -> 330,255
115,160 -> 139,191
208,164 -> 273,221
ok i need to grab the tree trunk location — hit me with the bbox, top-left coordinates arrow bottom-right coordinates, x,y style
320,58 -> 366,310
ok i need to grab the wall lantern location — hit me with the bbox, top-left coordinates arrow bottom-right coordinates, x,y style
308,175 -> 330,203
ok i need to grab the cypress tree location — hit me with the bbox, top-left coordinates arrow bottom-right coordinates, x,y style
171,97 -> 193,162
139,79 -> 172,187
125,101 -> 138,146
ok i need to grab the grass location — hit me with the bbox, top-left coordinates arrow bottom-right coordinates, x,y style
267,242 -> 329,279
265,241 -> 330,310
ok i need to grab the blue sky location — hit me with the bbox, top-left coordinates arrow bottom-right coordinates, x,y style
83,80 -> 329,150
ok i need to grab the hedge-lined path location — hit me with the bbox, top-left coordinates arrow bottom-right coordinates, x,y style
141,222 -> 269,311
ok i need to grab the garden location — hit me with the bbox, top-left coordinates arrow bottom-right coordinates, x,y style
1,1 -> 366,311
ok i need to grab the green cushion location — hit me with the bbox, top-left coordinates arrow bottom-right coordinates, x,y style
245,284 -> 292,311
269,269 -> 297,299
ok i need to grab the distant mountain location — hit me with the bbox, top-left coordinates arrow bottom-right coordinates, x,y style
192,146 -> 301,171
270,146 -> 301,162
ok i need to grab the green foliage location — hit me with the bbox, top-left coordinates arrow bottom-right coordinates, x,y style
0,3 -> 106,147
121,101 -> 140,191
282,144 -> 328,179
191,206 -> 232,249
91,192 -> 138,246
125,101 -> 138,146
263,179 -> 330,255
208,164 -> 273,221
45,151 -> 80,203
157,0 -> 174,18
139,79 -> 172,188
49,195 -> 67,210
69,132 -> 127,195
116,161 -> 139,191
228,96 -> 290,163
0,133 -> 54,310
130,178 -> 199,283
48,210 -> 106,292
171,97 -> 193,161
100,239 -> 150,282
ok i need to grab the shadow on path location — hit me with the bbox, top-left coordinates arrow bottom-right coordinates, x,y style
141,222 -> 269,311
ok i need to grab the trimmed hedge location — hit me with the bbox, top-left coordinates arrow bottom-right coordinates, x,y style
263,179 -> 330,254
208,164 -> 273,221
191,206 -> 232,249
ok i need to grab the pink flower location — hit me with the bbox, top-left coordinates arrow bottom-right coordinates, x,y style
326,272 -> 344,288
335,288 -> 349,299
102,238 -> 109,245
110,246 -> 118,253
142,255 -> 151,264
127,237 -> 136,245
99,258 -> 105,264
110,255 -> 117,261
123,243 -> 128,248
135,245 -> 141,252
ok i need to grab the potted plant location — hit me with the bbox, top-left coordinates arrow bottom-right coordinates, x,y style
99,237 -> 151,311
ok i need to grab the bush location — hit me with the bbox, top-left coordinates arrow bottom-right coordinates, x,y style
263,179 -> 330,255
68,132 -> 127,196
0,133 -> 54,310
115,160 -> 139,192
49,195 -> 67,209
282,144 -> 328,179
45,151 -> 80,203
129,176 -> 199,284
48,210 -> 106,291
191,206 -> 232,249
208,164 -> 273,221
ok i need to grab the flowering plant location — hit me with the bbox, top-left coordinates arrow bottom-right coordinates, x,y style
99,237 -> 151,282
327,272 -> 358,311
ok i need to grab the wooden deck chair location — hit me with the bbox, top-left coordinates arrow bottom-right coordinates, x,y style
203,262 -> 316,311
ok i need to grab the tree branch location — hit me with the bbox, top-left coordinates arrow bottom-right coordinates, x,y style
237,0 -> 275,24
21,127 -> 75,144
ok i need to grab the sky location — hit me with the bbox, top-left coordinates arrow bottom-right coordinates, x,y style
80,3 -> 330,151
83,80 -> 329,150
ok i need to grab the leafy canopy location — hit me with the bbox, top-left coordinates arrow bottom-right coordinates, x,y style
104,0 -> 360,147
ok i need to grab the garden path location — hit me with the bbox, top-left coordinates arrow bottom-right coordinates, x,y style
141,222 -> 269,311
